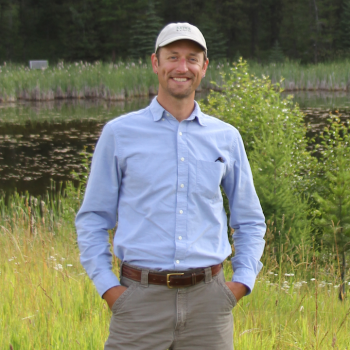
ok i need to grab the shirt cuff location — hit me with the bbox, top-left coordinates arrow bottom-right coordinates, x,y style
93,270 -> 121,298
231,267 -> 258,295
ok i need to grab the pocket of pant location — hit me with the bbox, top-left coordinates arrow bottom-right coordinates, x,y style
111,283 -> 137,314
196,160 -> 224,200
218,280 -> 237,309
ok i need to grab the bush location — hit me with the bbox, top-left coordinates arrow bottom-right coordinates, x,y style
200,58 -> 316,246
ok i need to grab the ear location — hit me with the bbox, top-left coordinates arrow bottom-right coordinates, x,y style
151,53 -> 158,74
202,58 -> 209,78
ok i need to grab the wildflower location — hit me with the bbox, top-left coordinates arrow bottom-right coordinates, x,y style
310,278 -> 315,281
67,264 -> 73,267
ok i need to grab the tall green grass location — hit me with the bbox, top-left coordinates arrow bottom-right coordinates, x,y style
1,60 -> 350,103
0,60 -> 229,103
249,59 -> 350,91
1,187 -> 349,349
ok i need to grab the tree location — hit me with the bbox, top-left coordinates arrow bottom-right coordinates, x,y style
197,18 -> 228,60
314,116 -> 350,299
128,1 -> 163,60
268,40 -> 285,63
340,0 -> 350,50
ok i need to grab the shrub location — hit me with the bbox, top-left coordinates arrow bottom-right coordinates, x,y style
200,58 -> 316,245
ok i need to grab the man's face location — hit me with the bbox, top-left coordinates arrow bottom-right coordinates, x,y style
151,40 -> 209,100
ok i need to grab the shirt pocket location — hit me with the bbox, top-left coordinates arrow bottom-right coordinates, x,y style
196,160 -> 225,200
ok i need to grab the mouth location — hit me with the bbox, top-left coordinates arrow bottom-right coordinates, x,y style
171,77 -> 190,82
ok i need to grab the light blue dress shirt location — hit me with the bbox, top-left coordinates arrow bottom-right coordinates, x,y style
76,97 -> 266,297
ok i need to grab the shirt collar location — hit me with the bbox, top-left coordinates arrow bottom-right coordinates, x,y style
149,97 -> 207,126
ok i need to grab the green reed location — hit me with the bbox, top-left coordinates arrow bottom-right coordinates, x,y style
0,60 -> 230,102
249,59 -> 350,91
1,186 -> 349,349
2,59 -> 350,103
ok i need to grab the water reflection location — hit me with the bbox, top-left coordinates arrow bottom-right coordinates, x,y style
282,90 -> 350,109
0,92 -> 349,197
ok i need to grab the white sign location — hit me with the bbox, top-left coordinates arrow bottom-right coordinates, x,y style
29,60 -> 48,69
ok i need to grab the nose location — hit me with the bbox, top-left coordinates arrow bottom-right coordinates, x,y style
176,58 -> 188,73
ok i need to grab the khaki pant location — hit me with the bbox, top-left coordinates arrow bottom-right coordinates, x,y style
105,264 -> 236,350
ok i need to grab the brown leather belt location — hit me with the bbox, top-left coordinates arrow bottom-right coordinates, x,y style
122,263 -> 222,288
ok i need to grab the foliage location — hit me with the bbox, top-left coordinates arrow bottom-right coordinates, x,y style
200,58 -> 317,245
0,0 -> 348,63
313,116 -> 350,253
128,2 -> 163,60
198,18 -> 228,60
340,0 -> 350,50
268,40 -> 285,63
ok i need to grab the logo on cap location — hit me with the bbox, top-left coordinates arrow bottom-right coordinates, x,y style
176,26 -> 191,32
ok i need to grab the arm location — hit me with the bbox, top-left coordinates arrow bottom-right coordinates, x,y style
75,123 -> 122,300
221,129 -> 266,297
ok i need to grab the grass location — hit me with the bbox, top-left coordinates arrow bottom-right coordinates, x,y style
1,188 -> 350,349
2,59 -> 350,103
0,60 -> 229,103
249,59 -> 350,92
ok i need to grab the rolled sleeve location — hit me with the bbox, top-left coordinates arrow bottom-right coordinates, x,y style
222,129 -> 266,295
75,123 -> 122,297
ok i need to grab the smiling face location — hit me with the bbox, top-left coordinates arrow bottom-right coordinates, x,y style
151,40 -> 209,102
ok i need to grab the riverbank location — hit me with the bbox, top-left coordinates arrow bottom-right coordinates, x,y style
2,60 -> 350,103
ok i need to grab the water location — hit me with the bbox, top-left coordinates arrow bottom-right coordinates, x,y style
281,90 -> 350,109
0,98 -> 152,197
1,91 -> 350,197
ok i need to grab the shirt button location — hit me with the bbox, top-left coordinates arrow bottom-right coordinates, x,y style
179,132 -> 182,136
178,236 -> 182,240
166,113 -> 169,116
176,260 -> 180,264
180,157 -> 184,161
162,118 -> 165,121
180,184 -> 184,188
179,210 -> 183,214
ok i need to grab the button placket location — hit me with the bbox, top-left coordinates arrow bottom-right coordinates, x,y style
174,122 -> 189,266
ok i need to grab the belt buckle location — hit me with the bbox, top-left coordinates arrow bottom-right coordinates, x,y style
166,273 -> 184,288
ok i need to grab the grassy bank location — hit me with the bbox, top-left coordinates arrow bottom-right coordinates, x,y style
249,59 -> 350,91
0,60 -> 226,103
2,59 -> 350,103
1,189 -> 349,349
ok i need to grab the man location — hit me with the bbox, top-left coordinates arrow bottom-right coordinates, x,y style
76,22 -> 265,350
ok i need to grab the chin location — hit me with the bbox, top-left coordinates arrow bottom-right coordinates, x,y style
168,87 -> 196,99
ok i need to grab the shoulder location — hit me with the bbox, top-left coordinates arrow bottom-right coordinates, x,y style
200,111 -> 240,136
105,105 -> 152,131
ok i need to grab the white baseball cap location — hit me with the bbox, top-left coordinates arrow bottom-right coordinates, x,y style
155,23 -> 207,54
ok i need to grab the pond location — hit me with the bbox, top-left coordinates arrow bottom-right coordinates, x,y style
0,91 -> 350,197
